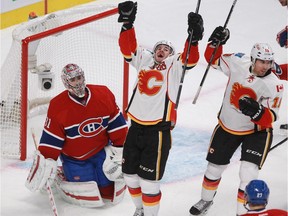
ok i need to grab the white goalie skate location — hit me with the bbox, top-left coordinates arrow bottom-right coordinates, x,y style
189,199 -> 213,215
133,208 -> 144,216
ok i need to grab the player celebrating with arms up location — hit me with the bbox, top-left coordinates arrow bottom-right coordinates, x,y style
26,63 -> 128,208
189,27 -> 284,216
117,1 -> 204,216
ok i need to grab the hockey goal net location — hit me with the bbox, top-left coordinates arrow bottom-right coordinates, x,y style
0,4 -> 129,160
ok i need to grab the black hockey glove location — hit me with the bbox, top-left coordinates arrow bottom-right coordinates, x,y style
208,26 -> 230,46
118,1 -> 137,24
239,97 -> 264,121
187,12 -> 204,43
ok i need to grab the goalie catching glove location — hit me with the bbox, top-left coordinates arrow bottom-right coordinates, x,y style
239,97 -> 264,121
25,150 -> 57,192
103,145 -> 124,181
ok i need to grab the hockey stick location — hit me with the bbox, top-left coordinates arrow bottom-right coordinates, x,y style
31,128 -> 59,216
46,181 -> 59,216
175,0 -> 202,110
269,136 -> 288,152
192,0 -> 238,104
31,128 -> 38,150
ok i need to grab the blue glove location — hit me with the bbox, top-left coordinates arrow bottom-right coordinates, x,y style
277,26 -> 288,48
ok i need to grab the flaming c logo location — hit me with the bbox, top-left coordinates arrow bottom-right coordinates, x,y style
230,82 -> 257,109
138,70 -> 164,95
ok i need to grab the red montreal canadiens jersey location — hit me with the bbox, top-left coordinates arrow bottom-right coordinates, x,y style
241,209 -> 288,216
38,85 -> 128,160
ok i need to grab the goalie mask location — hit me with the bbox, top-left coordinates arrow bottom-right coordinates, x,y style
61,64 -> 86,98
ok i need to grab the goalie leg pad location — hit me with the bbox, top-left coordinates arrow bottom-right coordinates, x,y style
55,172 -> 104,208
25,150 -> 57,192
111,180 -> 126,205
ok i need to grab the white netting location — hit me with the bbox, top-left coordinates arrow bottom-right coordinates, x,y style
1,4 -> 126,159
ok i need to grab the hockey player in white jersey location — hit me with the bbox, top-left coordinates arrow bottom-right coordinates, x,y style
117,1 -> 204,216
189,27 -> 284,216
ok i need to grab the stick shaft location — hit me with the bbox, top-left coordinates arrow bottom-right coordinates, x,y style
31,128 -> 59,216
192,0 -> 238,104
175,0 -> 202,110
46,181 -> 59,216
31,128 -> 38,149
269,137 -> 288,152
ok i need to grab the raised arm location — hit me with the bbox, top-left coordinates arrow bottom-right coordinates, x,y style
118,1 -> 138,62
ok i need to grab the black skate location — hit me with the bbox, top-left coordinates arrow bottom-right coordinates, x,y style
133,208 -> 144,216
280,124 -> 288,130
189,199 -> 213,215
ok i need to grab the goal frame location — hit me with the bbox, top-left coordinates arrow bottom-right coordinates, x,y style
19,7 -> 129,160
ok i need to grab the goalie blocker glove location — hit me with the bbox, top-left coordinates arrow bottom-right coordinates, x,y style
209,26 -> 230,46
25,150 -> 57,192
118,1 -> 137,24
238,97 -> 264,121
187,12 -> 204,44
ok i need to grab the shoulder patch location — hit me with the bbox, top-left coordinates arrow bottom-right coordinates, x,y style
234,53 -> 245,58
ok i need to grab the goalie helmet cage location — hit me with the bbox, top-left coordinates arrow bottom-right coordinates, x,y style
0,4 -> 129,160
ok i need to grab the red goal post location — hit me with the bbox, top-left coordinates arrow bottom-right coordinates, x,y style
0,4 -> 129,160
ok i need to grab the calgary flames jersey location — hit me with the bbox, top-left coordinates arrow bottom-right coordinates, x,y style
38,85 -> 128,160
119,27 -> 199,126
205,47 -> 284,134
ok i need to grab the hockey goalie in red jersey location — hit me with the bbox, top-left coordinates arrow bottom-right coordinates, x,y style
241,179 -> 287,216
189,27 -> 284,216
26,63 -> 128,207
117,1 -> 204,216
